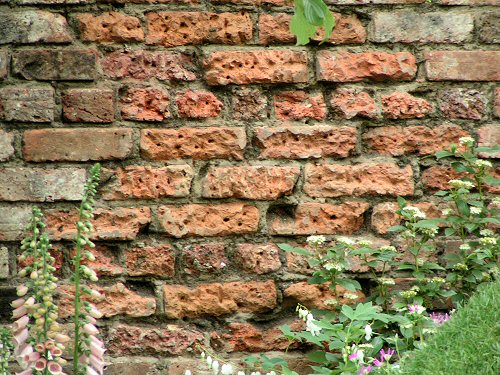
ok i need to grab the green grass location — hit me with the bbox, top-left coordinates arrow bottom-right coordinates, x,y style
400,280 -> 500,375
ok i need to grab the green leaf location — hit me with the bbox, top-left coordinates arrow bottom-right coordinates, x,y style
456,199 -> 470,217
307,351 -> 328,364
278,243 -> 311,256
337,278 -> 361,291
475,146 -> 500,153
282,366 -> 300,375
388,225 -> 406,232
435,150 -> 454,159
290,0 -> 317,45
397,196 -> 407,208
341,304 -> 355,320
303,0 -> 326,25
445,227 -> 456,236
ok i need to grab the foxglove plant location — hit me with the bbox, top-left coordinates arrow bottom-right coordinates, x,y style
1,327 -> 13,375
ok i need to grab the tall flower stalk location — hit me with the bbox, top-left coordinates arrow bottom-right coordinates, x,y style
1,327 -> 13,375
71,164 -> 105,375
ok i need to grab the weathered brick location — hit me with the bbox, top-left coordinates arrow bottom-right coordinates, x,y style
274,91 -> 326,121
259,13 -> 366,45
157,204 -> 259,237
121,87 -> 170,121
330,88 -> 378,119
422,165 -> 499,193
317,51 -> 417,82
438,89 -> 487,120
363,125 -> 468,156
182,243 -> 228,275
102,50 -> 197,81
0,247 -> 8,279
219,321 -> 303,353
140,128 -> 246,160
77,12 -> 144,42
0,207 -> 31,241
0,130 -> 14,162
62,88 -> 115,123
46,207 -> 151,240
284,282 -> 364,310
495,88 -> 500,118
425,51 -> 500,81
163,280 -> 277,318
478,13 -> 500,44
17,0 -> 93,3
0,11 -> 72,44
212,0 -> 289,5
255,126 -> 357,159
202,166 -> 300,200
146,12 -> 252,46
0,51 -> 8,80
77,245 -> 123,276
19,245 -> 64,276
304,163 -> 414,197
108,324 -> 202,356
370,12 -> 472,43
0,87 -> 54,122
106,360 -> 158,375
329,0 -> 424,3
235,243 -> 281,274
371,202 -> 442,234
0,168 -> 86,202
270,201 -> 370,235
382,92 -> 433,119
23,128 -> 133,162
478,125 -> 500,158
102,165 -> 194,200
204,50 -> 308,85
231,87 -> 268,120
13,50 -> 97,81
176,91 -> 223,119
59,283 -> 156,318
437,0 -> 499,5
126,245 -> 175,277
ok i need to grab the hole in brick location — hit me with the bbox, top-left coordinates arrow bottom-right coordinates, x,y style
330,215 -> 337,220
223,217 -> 229,222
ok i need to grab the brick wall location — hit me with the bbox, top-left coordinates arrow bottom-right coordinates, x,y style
0,0 -> 499,373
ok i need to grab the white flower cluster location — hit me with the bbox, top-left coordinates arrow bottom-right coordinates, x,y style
379,245 -> 397,253
480,229 -> 494,237
306,235 -> 327,246
480,237 -> 497,246
324,262 -> 344,272
459,136 -> 475,146
474,159 -> 492,168
193,353 -> 278,375
469,207 -> 482,215
298,306 -> 322,337
402,206 -> 426,220
336,237 -> 355,246
377,277 -> 396,286
448,179 -> 475,190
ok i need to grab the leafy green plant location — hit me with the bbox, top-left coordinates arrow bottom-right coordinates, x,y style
1,327 -> 13,375
291,0 -> 334,45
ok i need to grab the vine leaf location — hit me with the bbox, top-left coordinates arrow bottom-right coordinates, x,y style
291,0 -> 335,45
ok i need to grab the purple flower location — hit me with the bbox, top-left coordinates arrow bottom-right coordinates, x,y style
408,304 -> 425,314
430,312 -> 450,326
373,348 -> 395,366
358,366 -> 373,374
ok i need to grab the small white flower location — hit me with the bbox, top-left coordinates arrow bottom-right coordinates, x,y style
358,239 -> 372,247
364,324 -> 372,341
459,243 -> 471,251
212,360 -> 220,375
221,364 -> 234,375
377,277 -> 396,286
185,371 -> 192,375
459,136 -> 474,146
336,236 -> 355,246
220,262 -> 226,268
480,229 -> 494,237
470,207 -> 482,215
237,372 -> 246,375
379,245 -> 397,253
306,235 -> 326,246
480,237 -> 497,246
402,206 -> 426,220
344,293 -> 359,300
474,159 -> 492,168
324,262 -> 343,272
448,179 -> 475,190
441,208 -> 453,216
206,356 -> 213,368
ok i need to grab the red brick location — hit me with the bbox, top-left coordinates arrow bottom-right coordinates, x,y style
270,201 -> 369,235
284,282 -> 364,310
259,13 -> 366,45
77,245 -> 123,276
363,125 -> 469,156
494,88 -> 500,118
157,204 -> 259,238
219,321 -> 303,353
77,12 -> 144,42
255,126 -> 357,159
108,324 -> 202,356
140,128 -> 246,160
304,163 -> 414,197
204,50 -> 308,85
437,0 -> 499,5
23,128 -> 133,162
12,50 -> 97,81
422,166 -> 464,191
478,125 -> 500,158
102,50 -> 196,81
59,283 -> 156,318
0,11 -> 72,44
0,168 -> 86,202
425,51 -> 500,81
0,51 -> 8,80
102,165 -> 193,200
163,280 -> 277,318
0,130 -> 14,162
126,245 -> 175,277
382,92 -> 433,119
286,251 -> 314,275
330,88 -> 378,119
438,89 -> 487,120
202,166 -> 299,200
146,12 -> 252,46
0,86 -> 54,122
317,51 -> 417,82
182,243 -> 228,275
371,202 -> 443,234
231,87 -> 268,120
46,207 -> 151,240
19,246 -> 63,276
62,88 -> 115,123
121,87 -> 170,121
212,0 -> 290,5
176,91 -> 223,119
274,91 -> 326,121
235,243 -> 281,274
17,0 -> 94,3
329,0 -> 424,3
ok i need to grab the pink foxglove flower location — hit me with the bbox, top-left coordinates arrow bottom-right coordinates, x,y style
11,297 -> 26,309
430,312 -> 450,326
13,329 -> 29,347
34,358 -> 47,371
83,323 -> 99,336
13,316 -> 30,331
47,361 -> 63,374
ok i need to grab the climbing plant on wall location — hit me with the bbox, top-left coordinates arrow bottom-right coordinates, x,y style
291,0 -> 335,45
